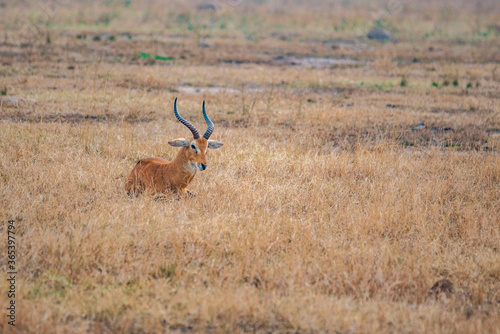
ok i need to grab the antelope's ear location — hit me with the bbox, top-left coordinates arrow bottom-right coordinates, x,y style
168,139 -> 190,147
207,140 -> 224,149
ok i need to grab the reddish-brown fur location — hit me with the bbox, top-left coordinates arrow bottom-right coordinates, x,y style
125,137 -> 212,196
126,98 -> 223,196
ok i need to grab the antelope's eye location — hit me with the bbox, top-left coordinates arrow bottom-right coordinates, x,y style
191,144 -> 196,150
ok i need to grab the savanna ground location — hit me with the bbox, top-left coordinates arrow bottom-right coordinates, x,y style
0,0 -> 499,333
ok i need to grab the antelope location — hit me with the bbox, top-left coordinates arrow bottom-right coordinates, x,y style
125,98 -> 223,197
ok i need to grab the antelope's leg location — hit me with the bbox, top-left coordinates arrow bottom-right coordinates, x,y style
154,194 -> 170,202
185,189 -> 197,197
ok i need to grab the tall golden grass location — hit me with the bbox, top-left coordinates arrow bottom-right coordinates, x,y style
1,0 -> 499,333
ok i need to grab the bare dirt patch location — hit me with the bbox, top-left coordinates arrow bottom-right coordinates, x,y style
273,55 -> 367,68
0,111 -> 154,124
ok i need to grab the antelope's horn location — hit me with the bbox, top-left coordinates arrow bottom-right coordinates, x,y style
202,101 -> 214,139
174,98 -> 200,139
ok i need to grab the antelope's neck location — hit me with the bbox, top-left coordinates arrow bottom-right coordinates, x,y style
172,148 -> 197,175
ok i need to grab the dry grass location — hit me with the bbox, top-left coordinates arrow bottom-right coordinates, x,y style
1,1 -> 499,333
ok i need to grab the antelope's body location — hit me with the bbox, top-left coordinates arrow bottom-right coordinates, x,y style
125,99 -> 223,197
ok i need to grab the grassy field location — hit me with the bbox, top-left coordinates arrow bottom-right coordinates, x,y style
1,0 -> 499,333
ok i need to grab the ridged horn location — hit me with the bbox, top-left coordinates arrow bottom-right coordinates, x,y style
202,101 -> 214,139
174,98 -> 200,139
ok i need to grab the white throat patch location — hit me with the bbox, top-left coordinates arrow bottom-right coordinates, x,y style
188,162 -> 204,172
188,162 -> 198,173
